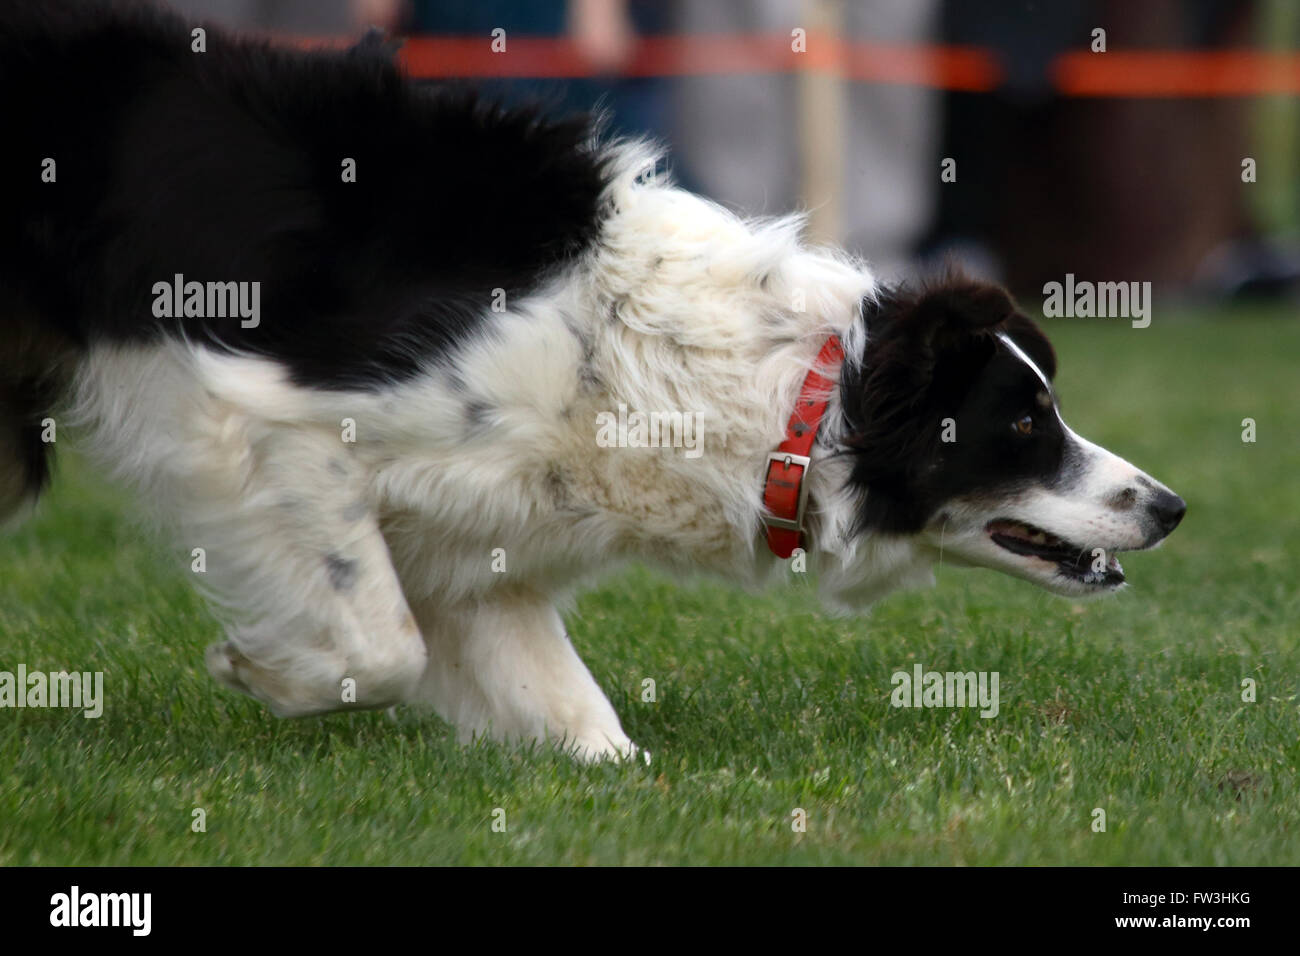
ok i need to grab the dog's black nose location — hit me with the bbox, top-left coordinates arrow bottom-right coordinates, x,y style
1148,490 -> 1186,536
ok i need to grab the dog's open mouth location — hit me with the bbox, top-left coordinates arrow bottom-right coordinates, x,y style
986,519 -> 1125,587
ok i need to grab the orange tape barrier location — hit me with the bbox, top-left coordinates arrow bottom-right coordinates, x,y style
395,35 -> 1002,91
1054,50 -> 1300,95
286,33 -> 1300,96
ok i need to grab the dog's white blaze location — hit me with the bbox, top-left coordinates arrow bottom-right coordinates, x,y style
995,331 -> 1051,392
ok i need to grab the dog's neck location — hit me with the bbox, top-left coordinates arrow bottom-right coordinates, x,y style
761,334 -> 846,558
760,306 -> 870,565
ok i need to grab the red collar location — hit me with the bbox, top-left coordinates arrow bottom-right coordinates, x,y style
762,335 -> 845,558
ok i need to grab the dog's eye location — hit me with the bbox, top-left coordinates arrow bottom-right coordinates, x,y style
1014,415 -> 1034,435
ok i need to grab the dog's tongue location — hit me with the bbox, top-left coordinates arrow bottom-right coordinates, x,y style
987,519 -> 1038,542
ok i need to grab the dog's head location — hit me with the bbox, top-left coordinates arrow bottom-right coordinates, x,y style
838,276 -> 1184,597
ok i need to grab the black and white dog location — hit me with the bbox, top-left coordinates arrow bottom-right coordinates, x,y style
2,3 -> 1184,760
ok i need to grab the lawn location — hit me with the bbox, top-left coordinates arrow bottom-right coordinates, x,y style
1,307 -> 1298,865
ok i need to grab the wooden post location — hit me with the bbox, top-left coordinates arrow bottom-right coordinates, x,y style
797,0 -> 846,245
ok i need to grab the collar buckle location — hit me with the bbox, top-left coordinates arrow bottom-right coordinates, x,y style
761,334 -> 845,558
762,452 -> 812,533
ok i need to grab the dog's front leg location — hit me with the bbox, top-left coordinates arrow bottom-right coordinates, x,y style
407,588 -> 640,762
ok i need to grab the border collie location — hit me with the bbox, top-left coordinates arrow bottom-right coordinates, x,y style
2,2 -> 1184,760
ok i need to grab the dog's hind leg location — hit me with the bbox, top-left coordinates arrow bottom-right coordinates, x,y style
407,588 -> 640,763
74,346 -> 427,716
196,430 -> 428,715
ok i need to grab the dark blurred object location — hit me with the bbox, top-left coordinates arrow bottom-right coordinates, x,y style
1195,235 -> 1300,299
929,0 -> 1270,299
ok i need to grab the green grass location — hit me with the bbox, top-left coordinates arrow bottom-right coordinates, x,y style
2,308 -> 1299,865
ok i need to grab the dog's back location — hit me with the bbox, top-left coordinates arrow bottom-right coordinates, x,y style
0,0 -> 607,523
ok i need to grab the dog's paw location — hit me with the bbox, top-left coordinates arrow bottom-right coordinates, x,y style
204,640 -> 320,717
205,640 -> 251,695
565,732 -> 651,765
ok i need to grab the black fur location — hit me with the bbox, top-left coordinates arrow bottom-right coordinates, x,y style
0,318 -> 75,514
840,276 -> 1063,534
0,0 -> 609,392
0,363 -> 65,503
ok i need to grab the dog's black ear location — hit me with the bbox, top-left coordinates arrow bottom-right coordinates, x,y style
905,278 -> 1018,351
840,276 -> 1026,532
911,279 -> 1058,381
858,276 -> 1017,393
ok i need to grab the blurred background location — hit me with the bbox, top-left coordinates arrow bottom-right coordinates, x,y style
165,0 -> 1300,303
